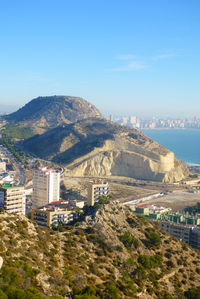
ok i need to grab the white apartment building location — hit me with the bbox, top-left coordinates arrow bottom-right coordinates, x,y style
32,167 -> 60,208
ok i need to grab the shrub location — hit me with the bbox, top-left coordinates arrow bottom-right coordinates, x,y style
135,215 -> 148,225
138,254 -> 162,269
145,230 -> 161,249
98,196 -> 110,204
165,252 -> 172,259
165,260 -> 174,268
102,283 -> 120,299
131,266 -> 147,284
119,232 -> 140,249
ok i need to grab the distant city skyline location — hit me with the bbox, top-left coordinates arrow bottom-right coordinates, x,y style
110,115 -> 200,130
0,1 -> 200,117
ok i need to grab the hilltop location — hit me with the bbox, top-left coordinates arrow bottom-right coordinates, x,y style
20,118 -> 188,183
0,203 -> 200,298
4,96 -> 102,133
4,95 -> 189,182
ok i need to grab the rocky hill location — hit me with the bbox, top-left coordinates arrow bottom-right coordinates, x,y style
0,204 -> 200,299
5,96 -> 102,133
20,118 -> 188,183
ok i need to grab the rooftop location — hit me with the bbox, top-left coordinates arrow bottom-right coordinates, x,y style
35,206 -> 72,213
0,184 -> 23,189
90,179 -> 108,185
34,167 -> 60,174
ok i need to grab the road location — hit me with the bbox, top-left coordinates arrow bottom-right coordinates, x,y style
0,145 -> 26,185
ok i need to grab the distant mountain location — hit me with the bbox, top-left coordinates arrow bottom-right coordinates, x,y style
20,118 -> 188,183
0,104 -> 19,114
5,96 -> 102,133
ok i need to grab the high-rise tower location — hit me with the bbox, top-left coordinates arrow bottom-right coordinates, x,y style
32,167 -> 60,208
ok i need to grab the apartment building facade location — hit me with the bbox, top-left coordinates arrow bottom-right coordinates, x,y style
160,221 -> 191,244
0,184 -> 25,215
32,205 -> 75,228
160,221 -> 200,250
32,167 -> 60,208
87,179 -> 109,206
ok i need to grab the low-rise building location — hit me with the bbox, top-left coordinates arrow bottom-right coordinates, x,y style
190,227 -> 200,250
135,204 -> 171,216
160,222 -> 191,244
69,200 -> 85,209
148,213 -> 162,220
0,184 -> 25,215
160,221 -> 200,250
87,179 -> 109,206
32,201 -> 80,228
135,207 -> 149,215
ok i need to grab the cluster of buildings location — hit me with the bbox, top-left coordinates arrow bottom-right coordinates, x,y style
0,146 -> 15,184
32,174 -> 109,228
111,115 -> 200,130
1,151 -> 200,251
0,165 -> 110,229
133,203 -> 200,250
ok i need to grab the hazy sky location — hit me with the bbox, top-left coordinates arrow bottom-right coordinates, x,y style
0,0 -> 200,117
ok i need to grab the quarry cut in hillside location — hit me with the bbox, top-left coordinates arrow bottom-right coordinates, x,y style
5,95 -> 102,133
0,203 -> 200,299
21,118 -> 188,183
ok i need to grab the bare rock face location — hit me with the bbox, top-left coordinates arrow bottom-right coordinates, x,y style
5,96 -> 102,132
21,118 -> 188,183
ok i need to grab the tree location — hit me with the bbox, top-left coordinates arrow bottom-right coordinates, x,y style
145,230 -> 161,249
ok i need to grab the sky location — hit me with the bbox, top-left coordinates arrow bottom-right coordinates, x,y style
0,0 -> 200,117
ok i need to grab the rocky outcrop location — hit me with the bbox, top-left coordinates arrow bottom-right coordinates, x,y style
1,205 -> 200,298
68,139 -> 187,183
21,118 -> 188,183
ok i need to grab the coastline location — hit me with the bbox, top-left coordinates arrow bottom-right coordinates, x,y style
142,128 -> 200,131
142,129 -> 200,165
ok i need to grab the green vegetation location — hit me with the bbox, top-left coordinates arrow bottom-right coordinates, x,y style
0,204 -> 199,298
0,266 -> 57,298
138,254 -> 162,269
184,287 -> 200,299
119,232 -> 140,249
0,136 -> 30,167
2,124 -> 35,140
144,228 -> 161,249
98,195 -> 110,204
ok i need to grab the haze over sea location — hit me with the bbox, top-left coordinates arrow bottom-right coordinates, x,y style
143,129 -> 200,165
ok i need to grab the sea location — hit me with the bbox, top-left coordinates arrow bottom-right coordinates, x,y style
142,129 -> 200,165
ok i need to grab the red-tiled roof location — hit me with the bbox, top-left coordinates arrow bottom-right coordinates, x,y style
49,200 -> 64,205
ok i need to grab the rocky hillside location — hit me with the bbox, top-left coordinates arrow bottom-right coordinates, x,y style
0,204 -> 200,299
5,96 -> 102,133
20,118 -> 188,183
